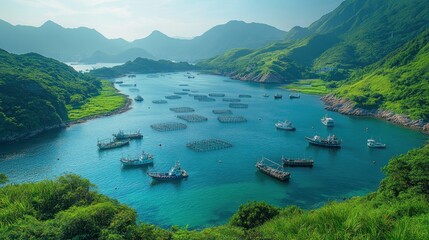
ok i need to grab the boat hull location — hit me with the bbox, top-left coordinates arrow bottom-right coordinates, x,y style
147,171 -> 188,181
305,137 -> 341,148
282,159 -> 314,167
256,163 -> 290,181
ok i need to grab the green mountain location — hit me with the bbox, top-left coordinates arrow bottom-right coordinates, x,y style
89,57 -> 196,78
80,48 -> 155,64
199,0 -> 429,83
0,49 -> 101,142
330,29 -> 429,121
1,144 -> 428,239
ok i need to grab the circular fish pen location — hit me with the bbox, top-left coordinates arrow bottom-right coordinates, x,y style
152,100 -> 168,104
229,103 -> 248,108
222,98 -> 241,102
217,116 -> 247,123
209,93 -> 226,97
165,95 -> 182,100
212,109 -> 233,114
238,94 -> 252,98
186,139 -> 233,152
150,122 -> 187,132
170,107 -> 195,113
174,92 -> 188,95
177,114 -> 208,122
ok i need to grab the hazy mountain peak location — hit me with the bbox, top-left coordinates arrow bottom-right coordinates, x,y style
41,20 -> 62,29
148,30 -> 169,38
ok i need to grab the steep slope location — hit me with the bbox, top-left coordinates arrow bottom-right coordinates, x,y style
324,29 -> 429,123
0,49 -> 101,141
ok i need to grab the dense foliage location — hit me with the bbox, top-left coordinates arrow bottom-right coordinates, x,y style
89,57 -> 196,78
1,144 -> 428,239
0,173 -> 7,184
0,49 -> 102,140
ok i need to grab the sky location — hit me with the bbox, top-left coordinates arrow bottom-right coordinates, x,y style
0,0 -> 344,41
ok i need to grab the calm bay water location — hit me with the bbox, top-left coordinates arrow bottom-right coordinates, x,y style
0,72 -> 427,228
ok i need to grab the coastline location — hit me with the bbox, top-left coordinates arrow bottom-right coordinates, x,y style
321,94 -> 429,133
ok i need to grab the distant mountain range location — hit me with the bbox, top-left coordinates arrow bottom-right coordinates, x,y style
0,19 -> 286,63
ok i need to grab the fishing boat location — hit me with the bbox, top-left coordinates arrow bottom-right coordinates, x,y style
367,138 -> 386,148
321,114 -> 334,127
256,157 -> 290,181
97,138 -> 130,150
305,134 -> 341,148
147,161 -> 188,181
274,93 -> 283,99
289,93 -> 300,99
275,120 -> 296,131
134,95 -> 144,101
282,156 -> 314,167
113,130 -> 143,140
120,151 -> 154,166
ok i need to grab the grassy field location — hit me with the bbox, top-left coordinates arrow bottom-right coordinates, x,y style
67,81 -> 128,121
282,79 -> 333,95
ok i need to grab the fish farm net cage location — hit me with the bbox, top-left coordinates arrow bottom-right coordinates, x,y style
177,114 -> 208,122
229,103 -> 248,108
222,98 -> 241,102
174,92 -> 188,95
186,139 -> 233,152
152,100 -> 168,104
150,122 -> 187,132
209,93 -> 226,97
212,109 -> 233,114
217,116 -> 247,123
193,95 -> 216,102
170,107 -> 195,113
182,89 -> 190,92
179,84 -> 189,86
238,94 -> 252,98
165,95 -> 182,100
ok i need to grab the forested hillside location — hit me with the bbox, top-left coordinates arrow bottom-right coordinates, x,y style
0,49 -> 101,141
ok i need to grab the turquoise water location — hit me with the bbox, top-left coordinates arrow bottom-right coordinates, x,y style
0,72 -> 427,228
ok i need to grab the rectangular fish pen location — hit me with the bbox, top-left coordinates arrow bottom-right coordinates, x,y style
209,93 -> 226,97
229,103 -> 248,108
186,139 -> 233,152
193,95 -> 215,102
165,95 -> 182,100
152,100 -> 168,104
222,98 -> 241,102
212,109 -> 233,114
217,116 -> 247,123
170,107 -> 195,113
150,122 -> 187,132
238,94 -> 252,98
177,114 -> 208,122
174,92 -> 188,95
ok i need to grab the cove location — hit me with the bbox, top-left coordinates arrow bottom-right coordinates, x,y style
0,72 -> 427,228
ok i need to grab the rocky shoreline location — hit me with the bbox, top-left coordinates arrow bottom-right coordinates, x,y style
321,94 -> 429,133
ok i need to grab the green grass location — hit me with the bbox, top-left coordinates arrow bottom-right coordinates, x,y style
282,79 -> 333,95
67,81 -> 127,121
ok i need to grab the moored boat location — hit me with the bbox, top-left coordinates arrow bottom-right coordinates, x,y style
147,161 -> 188,181
282,156 -> 314,167
367,138 -> 386,148
120,151 -> 154,166
113,130 -> 143,140
289,93 -> 300,99
305,134 -> 341,148
97,138 -> 130,150
274,93 -> 283,99
321,114 -> 334,127
134,95 -> 144,101
256,157 -> 290,181
275,120 -> 296,131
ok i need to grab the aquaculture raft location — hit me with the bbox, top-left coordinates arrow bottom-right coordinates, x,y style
209,93 -> 226,97
217,116 -> 247,123
174,92 -> 188,95
150,122 -> 187,132
177,114 -> 208,122
179,84 -> 189,86
152,100 -> 168,104
165,95 -> 182,100
193,95 -> 215,102
256,157 -> 290,181
212,109 -> 233,114
222,98 -> 241,102
229,103 -> 248,108
238,94 -> 252,98
186,139 -> 233,152
170,107 -> 195,113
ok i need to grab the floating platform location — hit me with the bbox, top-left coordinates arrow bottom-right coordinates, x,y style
165,95 -> 182,100
170,107 -> 195,113
193,95 -> 216,102
179,84 -> 189,86
174,92 -> 188,95
217,116 -> 247,123
186,139 -> 233,152
229,103 -> 248,108
177,114 -> 208,122
182,89 -> 190,92
212,109 -> 233,115
238,94 -> 252,98
209,93 -> 226,97
222,98 -> 241,102
150,122 -> 187,132
152,100 -> 168,104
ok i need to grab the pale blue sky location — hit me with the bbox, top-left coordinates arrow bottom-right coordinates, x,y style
0,0 -> 344,41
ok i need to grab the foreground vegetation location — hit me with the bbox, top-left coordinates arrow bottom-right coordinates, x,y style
1,144 -> 428,239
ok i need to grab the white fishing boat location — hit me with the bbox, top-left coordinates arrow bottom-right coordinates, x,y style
275,120 -> 296,131
120,151 -> 154,166
321,114 -> 334,127
367,138 -> 386,148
